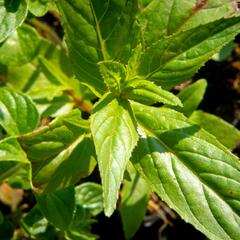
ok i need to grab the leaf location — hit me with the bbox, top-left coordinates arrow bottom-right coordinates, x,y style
35,135 -> 97,192
0,0 -> 27,43
169,79 -> 207,116
21,206 -> 57,239
37,187 -> 75,230
131,103 -> 240,240
39,57 -> 80,93
27,0 -> 51,17
0,88 -> 39,136
212,41 -> 234,61
91,93 -> 139,216
19,110 -> 89,186
189,110 -> 240,149
74,182 -> 103,217
57,0 -> 138,96
139,0 -> 237,44
123,79 -> 182,106
0,24 -> 41,66
65,183 -> 102,240
98,61 -> 126,95
0,137 -> 31,189
139,16 -> 240,89
120,163 -> 150,239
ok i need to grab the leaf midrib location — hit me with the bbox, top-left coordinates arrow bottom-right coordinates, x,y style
137,122 -> 240,217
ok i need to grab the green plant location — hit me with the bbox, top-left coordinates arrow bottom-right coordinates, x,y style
0,0 -> 240,239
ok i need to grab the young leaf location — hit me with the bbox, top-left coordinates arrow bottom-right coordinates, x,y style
57,0 -> 138,96
139,0 -> 236,44
139,16 -> 240,89
189,110 -> 240,149
0,137 -> 31,189
0,24 -> 41,66
123,79 -> 182,106
0,0 -> 27,43
98,61 -> 126,95
91,94 -> 139,216
37,187 -> 75,230
0,88 -> 39,136
169,79 -> 207,116
131,103 -> 240,240
120,163 -> 150,239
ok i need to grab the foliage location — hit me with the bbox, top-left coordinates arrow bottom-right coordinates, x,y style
0,1 -> 240,239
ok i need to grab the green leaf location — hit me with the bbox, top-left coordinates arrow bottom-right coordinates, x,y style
57,0 -> 138,96
37,187 -> 75,230
0,0 -> 27,43
0,24 -> 41,66
35,135 -> 97,192
169,79 -> 207,116
131,103 -> 240,240
189,110 -> 240,149
139,16 -> 240,89
39,57 -> 80,93
139,0 -> 237,44
212,41 -> 234,61
65,183 -> 103,240
21,206 -> 57,239
75,182 -> 103,217
27,0 -> 51,17
0,137 -> 31,188
120,163 -> 150,239
123,79 -> 182,106
98,61 -> 126,95
0,88 -> 39,136
19,110 -> 89,186
91,93 -> 139,216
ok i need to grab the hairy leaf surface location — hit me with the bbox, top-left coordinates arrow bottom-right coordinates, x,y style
123,79 -> 182,106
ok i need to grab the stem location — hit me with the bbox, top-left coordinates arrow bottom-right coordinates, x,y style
27,18 -> 63,46
64,90 -> 92,113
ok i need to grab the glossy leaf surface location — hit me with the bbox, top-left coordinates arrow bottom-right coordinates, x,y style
91,94 -> 138,216
0,0 -> 27,43
0,88 -> 39,136
132,103 -> 240,240
0,24 -> 41,66
57,0 -> 138,96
